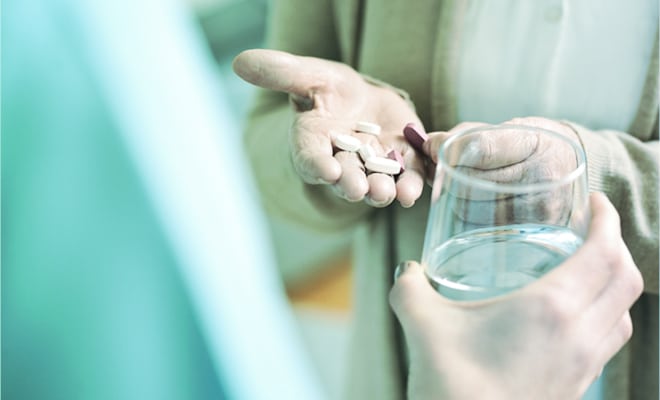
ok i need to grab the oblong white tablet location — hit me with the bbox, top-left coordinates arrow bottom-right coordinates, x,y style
355,121 -> 381,136
365,156 -> 402,175
358,144 -> 377,162
334,133 -> 361,152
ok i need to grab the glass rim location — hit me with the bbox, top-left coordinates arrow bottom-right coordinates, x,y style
437,124 -> 587,193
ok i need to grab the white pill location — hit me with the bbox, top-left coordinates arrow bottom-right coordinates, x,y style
358,144 -> 377,162
365,157 -> 402,175
355,121 -> 381,136
333,134 -> 361,152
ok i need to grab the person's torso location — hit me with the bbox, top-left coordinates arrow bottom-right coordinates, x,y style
354,0 -> 658,135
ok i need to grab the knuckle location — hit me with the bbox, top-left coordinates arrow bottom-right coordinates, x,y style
570,345 -> 592,374
620,313 -> 634,342
389,275 -> 417,314
606,239 -> 634,275
537,288 -> 574,325
626,263 -> 644,299
523,288 -> 573,330
598,240 -> 623,270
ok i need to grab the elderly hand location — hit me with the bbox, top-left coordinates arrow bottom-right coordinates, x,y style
390,192 -> 643,400
232,49 -> 426,208
423,117 -> 583,225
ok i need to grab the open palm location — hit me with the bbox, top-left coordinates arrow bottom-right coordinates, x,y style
233,49 -> 427,207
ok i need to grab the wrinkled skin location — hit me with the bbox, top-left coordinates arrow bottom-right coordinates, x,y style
426,118 -> 584,227
233,49 -> 426,208
234,50 -> 583,217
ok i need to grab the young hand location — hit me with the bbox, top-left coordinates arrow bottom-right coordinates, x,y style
390,193 -> 643,400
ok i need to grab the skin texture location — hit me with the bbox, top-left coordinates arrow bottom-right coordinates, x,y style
235,49 -> 651,398
390,193 -> 643,400
425,118 -> 584,226
233,49 -> 426,208
233,50 -> 584,213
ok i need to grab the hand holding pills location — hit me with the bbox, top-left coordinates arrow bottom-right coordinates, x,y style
232,49 -> 427,208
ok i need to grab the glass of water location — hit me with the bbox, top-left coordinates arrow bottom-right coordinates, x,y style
422,124 -> 589,301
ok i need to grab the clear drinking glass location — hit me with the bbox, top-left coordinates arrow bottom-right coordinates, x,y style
421,124 -> 589,301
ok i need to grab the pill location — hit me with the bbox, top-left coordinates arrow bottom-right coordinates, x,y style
365,156 -> 402,175
334,133 -> 361,152
355,121 -> 381,136
387,150 -> 406,172
358,144 -> 377,162
403,122 -> 429,152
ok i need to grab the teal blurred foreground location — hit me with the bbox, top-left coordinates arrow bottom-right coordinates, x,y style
2,0 -> 323,399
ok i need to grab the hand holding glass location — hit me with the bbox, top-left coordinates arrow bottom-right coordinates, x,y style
422,125 -> 589,301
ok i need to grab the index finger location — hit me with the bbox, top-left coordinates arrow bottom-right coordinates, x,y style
232,49 -> 347,108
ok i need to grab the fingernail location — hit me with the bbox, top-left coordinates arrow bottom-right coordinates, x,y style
403,122 -> 429,152
399,198 -> 415,209
393,261 -> 413,281
364,196 -> 389,207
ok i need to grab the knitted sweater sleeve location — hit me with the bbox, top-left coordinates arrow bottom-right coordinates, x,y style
569,120 -> 659,294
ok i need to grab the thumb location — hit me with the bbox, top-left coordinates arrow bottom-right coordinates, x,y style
585,191 -> 620,242
232,49 -> 327,108
389,261 -> 437,320
422,122 -> 487,164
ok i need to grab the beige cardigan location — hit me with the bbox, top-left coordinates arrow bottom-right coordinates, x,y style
242,1 -> 659,398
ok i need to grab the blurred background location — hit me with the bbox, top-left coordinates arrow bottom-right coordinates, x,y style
194,4 -> 355,391
3,0 -> 353,399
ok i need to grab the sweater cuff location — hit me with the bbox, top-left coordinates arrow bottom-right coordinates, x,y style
560,120 -> 613,194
